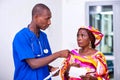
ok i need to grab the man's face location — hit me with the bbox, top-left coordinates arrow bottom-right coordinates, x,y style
35,9 -> 51,30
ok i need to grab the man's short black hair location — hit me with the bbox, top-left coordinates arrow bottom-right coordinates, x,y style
32,3 -> 50,17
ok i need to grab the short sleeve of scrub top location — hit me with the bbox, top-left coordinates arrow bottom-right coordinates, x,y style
13,28 -> 35,61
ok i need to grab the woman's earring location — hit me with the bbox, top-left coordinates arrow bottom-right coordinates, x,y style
89,41 -> 92,48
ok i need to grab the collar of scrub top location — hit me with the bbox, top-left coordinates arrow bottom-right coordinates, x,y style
28,25 -> 49,57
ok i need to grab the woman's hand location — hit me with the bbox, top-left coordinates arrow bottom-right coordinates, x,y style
70,63 -> 80,67
80,74 -> 98,80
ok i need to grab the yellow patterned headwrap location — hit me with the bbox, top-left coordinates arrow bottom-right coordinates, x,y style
80,26 -> 103,46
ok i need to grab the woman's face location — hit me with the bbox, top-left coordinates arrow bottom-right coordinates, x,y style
77,29 -> 90,48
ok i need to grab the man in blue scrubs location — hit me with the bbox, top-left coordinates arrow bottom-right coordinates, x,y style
12,3 -> 69,80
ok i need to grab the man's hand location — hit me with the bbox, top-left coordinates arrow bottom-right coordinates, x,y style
58,49 -> 70,58
49,66 -> 59,76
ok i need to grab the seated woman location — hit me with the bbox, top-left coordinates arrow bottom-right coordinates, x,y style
60,26 -> 109,80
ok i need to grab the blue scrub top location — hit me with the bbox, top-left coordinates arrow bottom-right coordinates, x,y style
12,27 -> 52,80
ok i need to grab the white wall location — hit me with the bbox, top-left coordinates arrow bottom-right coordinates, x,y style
0,0 -> 117,80
62,0 -> 87,50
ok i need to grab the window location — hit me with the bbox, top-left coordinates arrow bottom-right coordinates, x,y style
89,5 -> 113,55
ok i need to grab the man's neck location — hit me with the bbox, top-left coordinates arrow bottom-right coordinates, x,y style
29,23 -> 40,37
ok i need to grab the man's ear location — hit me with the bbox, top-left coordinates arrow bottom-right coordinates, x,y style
33,14 -> 41,23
